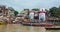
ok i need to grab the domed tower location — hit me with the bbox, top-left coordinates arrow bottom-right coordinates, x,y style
39,8 -> 46,21
29,10 -> 34,20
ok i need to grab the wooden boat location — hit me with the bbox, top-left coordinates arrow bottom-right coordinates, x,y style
21,19 -> 54,26
21,22 -> 54,26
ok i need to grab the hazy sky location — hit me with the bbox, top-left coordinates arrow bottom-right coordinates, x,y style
0,0 -> 60,13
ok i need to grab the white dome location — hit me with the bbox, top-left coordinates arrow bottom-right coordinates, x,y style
39,8 -> 45,12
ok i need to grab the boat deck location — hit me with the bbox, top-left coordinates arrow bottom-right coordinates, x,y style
45,26 -> 60,30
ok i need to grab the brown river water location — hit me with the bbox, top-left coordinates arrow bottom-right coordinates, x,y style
0,24 -> 46,32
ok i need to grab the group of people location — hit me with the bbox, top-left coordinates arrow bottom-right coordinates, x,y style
0,14 -> 22,24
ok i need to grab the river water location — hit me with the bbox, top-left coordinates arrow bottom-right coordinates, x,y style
0,24 -> 46,32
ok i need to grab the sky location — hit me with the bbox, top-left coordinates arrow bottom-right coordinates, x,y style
0,0 -> 60,13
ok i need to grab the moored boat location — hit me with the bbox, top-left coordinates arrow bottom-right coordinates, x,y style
21,21 -> 54,26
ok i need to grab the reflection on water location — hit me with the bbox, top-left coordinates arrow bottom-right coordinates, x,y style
0,24 -> 45,32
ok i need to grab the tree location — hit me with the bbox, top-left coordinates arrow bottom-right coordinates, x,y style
24,9 -> 29,11
14,11 -> 19,16
32,8 -> 39,11
8,7 -> 19,16
8,7 -> 15,11
49,6 -> 60,17
45,9 -> 50,16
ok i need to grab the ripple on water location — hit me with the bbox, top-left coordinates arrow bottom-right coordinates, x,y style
0,24 -> 46,32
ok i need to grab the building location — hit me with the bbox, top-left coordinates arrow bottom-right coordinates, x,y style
0,5 -> 8,16
8,7 -> 15,17
20,9 -> 29,18
0,5 -> 15,17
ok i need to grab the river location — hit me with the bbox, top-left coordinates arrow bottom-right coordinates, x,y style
0,24 -> 46,32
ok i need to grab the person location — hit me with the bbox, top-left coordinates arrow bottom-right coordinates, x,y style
13,17 -> 21,24
7,16 -> 12,24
